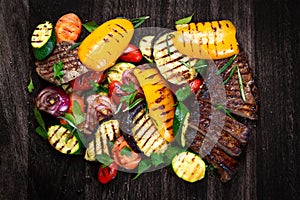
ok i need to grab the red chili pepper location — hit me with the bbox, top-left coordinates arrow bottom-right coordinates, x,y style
189,79 -> 202,93
108,80 -> 125,105
119,44 -> 143,63
71,71 -> 105,91
97,162 -> 118,184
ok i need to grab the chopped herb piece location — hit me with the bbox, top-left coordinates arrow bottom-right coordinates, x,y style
82,21 -> 99,32
53,61 -> 64,82
215,103 -> 234,119
130,16 -> 150,28
128,98 -> 143,110
150,153 -> 165,167
216,54 -> 237,75
223,65 -> 237,84
90,81 -> 109,94
175,13 -> 194,25
237,66 -> 246,102
133,159 -> 151,180
27,78 -> 34,93
121,83 -> 136,93
175,85 -> 191,102
166,33 -> 175,56
69,42 -> 81,50
179,60 -> 191,68
120,146 -> 132,156
96,153 -> 115,167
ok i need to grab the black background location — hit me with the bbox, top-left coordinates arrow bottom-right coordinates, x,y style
0,0 -> 299,199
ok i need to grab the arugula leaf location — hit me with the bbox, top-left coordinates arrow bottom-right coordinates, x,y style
53,61 -> 64,82
120,146 -> 132,156
121,83 -> 136,93
35,126 -> 48,139
130,16 -> 150,28
96,153 -> 115,167
133,159 -> 151,180
83,21 -> 99,32
173,102 -> 190,146
237,66 -> 246,102
175,13 -> 194,25
150,153 -> 165,167
175,85 -> 191,102
27,78 -> 34,93
34,107 -> 46,132
223,65 -> 237,84
216,55 -> 237,75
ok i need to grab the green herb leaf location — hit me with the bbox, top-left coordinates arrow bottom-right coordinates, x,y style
223,65 -> 237,84
175,13 -> 194,25
83,21 -> 99,32
175,86 -> 191,102
128,98 -> 143,110
35,126 -> 48,139
216,54 -> 237,75
27,78 -> 34,93
90,81 -> 109,94
194,59 -> 208,74
34,107 -> 46,132
164,146 -> 184,161
53,61 -> 64,82
63,113 -> 76,125
69,42 -> 81,50
120,146 -> 132,156
179,60 -> 191,68
72,101 -> 86,125
133,159 -> 151,180
96,153 -> 115,167
121,83 -> 136,93
166,33 -> 175,56
150,153 -> 165,167
237,66 -> 246,102
215,103 -> 234,119
173,102 -> 190,146
130,16 -> 150,29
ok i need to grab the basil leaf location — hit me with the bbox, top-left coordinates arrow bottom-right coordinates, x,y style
150,153 -> 165,167
27,78 -> 34,93
130,16 -> 150,29
96,154 -> 114,167
53,61 -> 64,82
133,159 -> 151,180
35,126 -> 48,139
175,86 -> 191,102
216,55 -> 237,75
34,107 -> 46,132
164,146 -> 184,161
223,65 -> 237,84
175,13 -> 194,25
173,102 -> 190,146
237,66 -> 246,102
83,21 -> 99,32
120,146 -> 132,156
72,101 -> 86,125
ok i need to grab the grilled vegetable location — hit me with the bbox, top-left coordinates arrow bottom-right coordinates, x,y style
55,13 -> 82,43
119,44 -> 143,63
107,62 -> 136,83
172,151 -> 206,182
78,18 -> 134,71
31,21 -> 56,60
133,64 -> 175,142
70,71 -> 105,91
98,162 -> 118,184
48,125 -> 80,154
173,20 -> 240,60
85,119 -> 120,161
153,32 -> 198,85
139,35 -> 154,62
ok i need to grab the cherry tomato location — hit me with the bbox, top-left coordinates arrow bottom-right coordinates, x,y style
189,79 -> 202,93
97,162 -> 118,184
108,80 -> 125,105
119,44 -> 143,63
71,71 -> 105,91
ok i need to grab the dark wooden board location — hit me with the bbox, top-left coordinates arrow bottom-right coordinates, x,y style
0,0 -> 299,199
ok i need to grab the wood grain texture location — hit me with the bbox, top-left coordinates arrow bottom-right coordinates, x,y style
0,0 -> 299,199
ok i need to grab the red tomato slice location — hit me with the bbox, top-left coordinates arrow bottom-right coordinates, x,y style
119,44 -> 143,63
98,162 -> 118,184
71,71 -> 105,91
189,79 -> 202,93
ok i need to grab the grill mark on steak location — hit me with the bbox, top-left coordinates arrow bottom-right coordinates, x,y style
35,42 -> 88,85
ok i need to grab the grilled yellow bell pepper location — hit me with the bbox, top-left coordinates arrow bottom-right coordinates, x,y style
173,20 -> 239,60
78,18 -> 134,71
133,64 -> 175,142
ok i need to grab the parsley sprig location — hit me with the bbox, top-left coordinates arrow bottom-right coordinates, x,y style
53,61 -> 64,82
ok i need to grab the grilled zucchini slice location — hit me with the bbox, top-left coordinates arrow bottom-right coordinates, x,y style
31,21 -> 56,60
106,62 -> 136,83
172,151 -> 206,182
85,119 -> 120,161
139,35 -> 154,62
153,32 -> 197,85
48,125 -> 80,154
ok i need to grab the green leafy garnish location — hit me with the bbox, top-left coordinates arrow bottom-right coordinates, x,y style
83,21 -> 99,32
96,153 -> 115,167
128,98 -> 143,110
69,42 -> 81,50
53,61 -> 64,82
150,153 -> 165,167
120,146 -> 132,156
237,66 -> 246,102
164,146 -> 184,161
71,100 -> 86,125
35,126 -> 48,139
215,103 -> 234,119
216,55 -> 237,75
166,33 -> 175,56
27,78 -> 34,93
175,85 -> 191,102
130,16 -> 150,29
173,102 -> 190,146
133,159 -> 151,180
194,59 -> 208,74
175,13 -> 194,25
179,60 -> 191,68
120,84 -> 143,111
34,107 -> 48,139
121,83 -> 136,93
90,80 -> 109,94
223,65 -> 237,84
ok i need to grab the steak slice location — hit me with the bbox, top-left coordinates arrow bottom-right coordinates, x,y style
35,41 -> 88,85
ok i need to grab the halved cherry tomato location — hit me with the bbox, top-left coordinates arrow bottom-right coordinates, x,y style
59,93 -> 85,125
55,13 -> 82,43
111,136 -> 141,170
119,44 -> 143,63
71,71 -> 105,91
189,79 -> 202,93
98,162 -> 118,184
108,80 -> 125,105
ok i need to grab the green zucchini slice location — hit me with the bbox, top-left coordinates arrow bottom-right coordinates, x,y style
107,62 -> 135,83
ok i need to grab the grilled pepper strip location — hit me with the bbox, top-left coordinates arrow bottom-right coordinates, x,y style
173,20 -> 239,60
78,18 -> 134,71
133,64 -> 175,142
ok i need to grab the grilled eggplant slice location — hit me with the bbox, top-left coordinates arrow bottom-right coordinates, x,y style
107,62 -> 136,83
139,35 -> 154,62
153,31 -> 198,85
48,125 -> 80,154
84,119 -> 120,161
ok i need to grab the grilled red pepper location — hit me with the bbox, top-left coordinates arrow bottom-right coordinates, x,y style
98,162 -> 118,184
108,80 -> 126,105
119,44 -> 143,63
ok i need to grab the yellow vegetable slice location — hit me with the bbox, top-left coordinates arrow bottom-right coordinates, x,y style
173,20 -> 240,60
172,151 -> 206,182
78,18 -> 134,71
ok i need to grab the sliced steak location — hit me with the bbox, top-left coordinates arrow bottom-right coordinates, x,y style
35,41 -> 88,85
